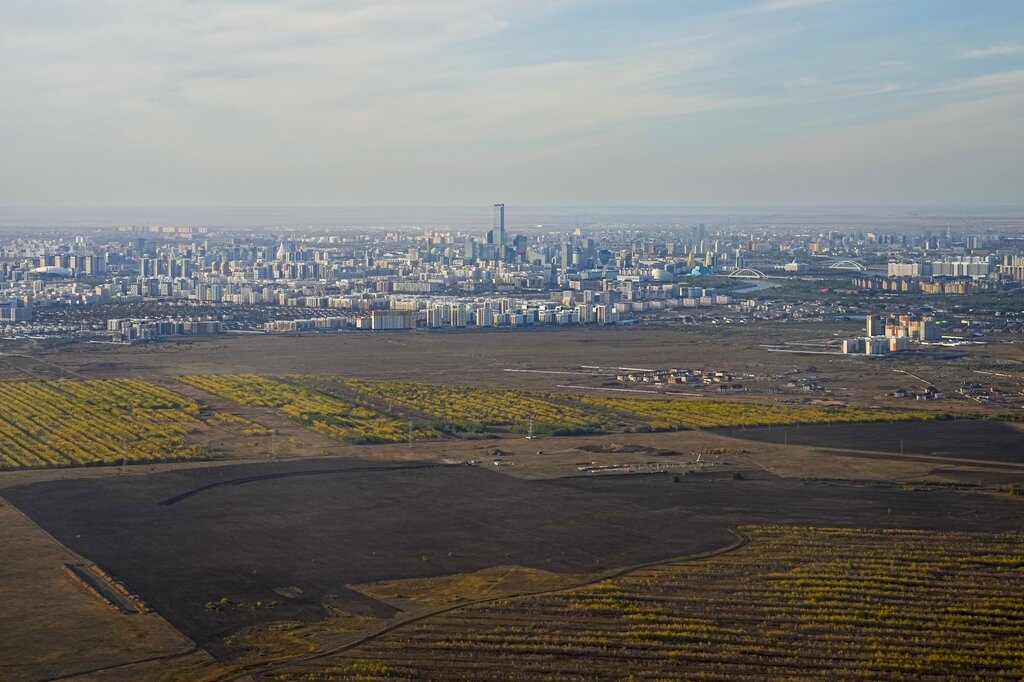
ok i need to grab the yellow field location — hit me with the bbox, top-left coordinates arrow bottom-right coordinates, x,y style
325,378 -> 608,434
0,379 -> 207,469
577,395 -> 937,429
179,374 -> 438,444
182,374 -> 955,439
332,525 -> 1024,680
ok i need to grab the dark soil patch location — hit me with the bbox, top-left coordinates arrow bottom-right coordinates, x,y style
5,456 -> 1021,657
2,459 -> 729,654
717,419 -> 1024,462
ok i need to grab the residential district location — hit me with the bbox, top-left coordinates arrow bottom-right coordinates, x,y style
2,205 -> 1023,345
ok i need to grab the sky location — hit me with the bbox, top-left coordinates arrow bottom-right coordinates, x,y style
1,0 -> 1023,208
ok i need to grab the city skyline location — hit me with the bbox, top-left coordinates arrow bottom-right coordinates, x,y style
3,4 -> 1024,679
2,1 -> 1023,208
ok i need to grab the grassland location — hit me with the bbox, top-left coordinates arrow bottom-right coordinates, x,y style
0,500 -> 220,682
334,378 -> 947,434
296,376 -> 610,435
7,450 -> 1024,680
178,374 -> 439,444
17,322 -> 1024,419
359,566 -> 593,609
3,328 -> 1022,681
195,373 -> 953,437
312,525 -> 1024,681
0,379 -> 209,469
184,373 -> 943,441
576,395 -> 939,430
0,372 -> 992,472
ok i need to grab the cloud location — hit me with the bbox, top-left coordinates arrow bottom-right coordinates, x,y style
779,76 -> 898,101
960,43 -> 1024,59
670,90 -> 1024,205
0,0 -> 750,204
933,69 -> 1024,92
1,0 -> 1021,205
834,83 -> 899,98
744,0 -> 836,13
784,76 -> 821,89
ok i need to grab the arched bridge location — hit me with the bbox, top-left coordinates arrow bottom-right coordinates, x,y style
828,260 -> 867,271
728,268 -> 769,279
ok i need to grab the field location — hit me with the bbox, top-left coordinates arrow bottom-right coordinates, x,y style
3,371 -> 1018,478
296,376 -> 610,435
1,326 -> 1022,680
0,459 -> 732,653
720,419 -> 1024,463
0,378 -> 209,469
320,525 -> 1024,681
4,457 -> 1022,663
12,322 -> 1018,415
0,500 -> 221,682
183,373 -> 954,443
576,395 -> 937,430
178,374 -> 439,444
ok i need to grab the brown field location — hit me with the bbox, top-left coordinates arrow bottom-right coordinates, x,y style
0,500 -> 223,682
359,566 -> 593,610
278,525 -> 1024,681
0,325 -> 1021,681
3,323 -> 1019,416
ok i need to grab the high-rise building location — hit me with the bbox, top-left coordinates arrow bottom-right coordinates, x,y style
920,317 -> 939,342
475,304 -> 492,327
513,234 -> 528,261
866,314 -> 885,337
560,243 -> 572,272
493,203 -> 505,249
888,261 -> 932,277
450,303 -> 467,328
370,310 -> 416,330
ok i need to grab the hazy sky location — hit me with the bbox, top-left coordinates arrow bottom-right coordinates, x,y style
2,0 -> 1022,207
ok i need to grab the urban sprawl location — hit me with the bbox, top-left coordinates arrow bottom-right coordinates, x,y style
2,205 -> 1023,346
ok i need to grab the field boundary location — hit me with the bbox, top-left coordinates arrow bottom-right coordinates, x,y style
157,462 -> 449,506
214,528 -> 750,681
810,446 -> 1024,470
64,563 -> 146,614
34,647 -> 203,682
0,496 -> 205,682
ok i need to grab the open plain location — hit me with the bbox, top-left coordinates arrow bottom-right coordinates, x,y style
0,322 -> 1015,401
1,325 -> 1022,680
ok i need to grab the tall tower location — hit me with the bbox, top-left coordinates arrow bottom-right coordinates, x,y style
493,204 -> 505,247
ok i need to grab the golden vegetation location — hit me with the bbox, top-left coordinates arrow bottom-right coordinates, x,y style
205,411 -> 275,436
0,372 -> 977,470
179,375 -> 438,444
359,566 -> 590,609
337,525 -> 1024,680
182,374 -> 967,442
578,395 -> 937,430
315,377 -> 608,435
0,379 -> 207,469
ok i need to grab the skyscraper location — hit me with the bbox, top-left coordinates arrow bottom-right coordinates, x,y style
493,203 -> 505,248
